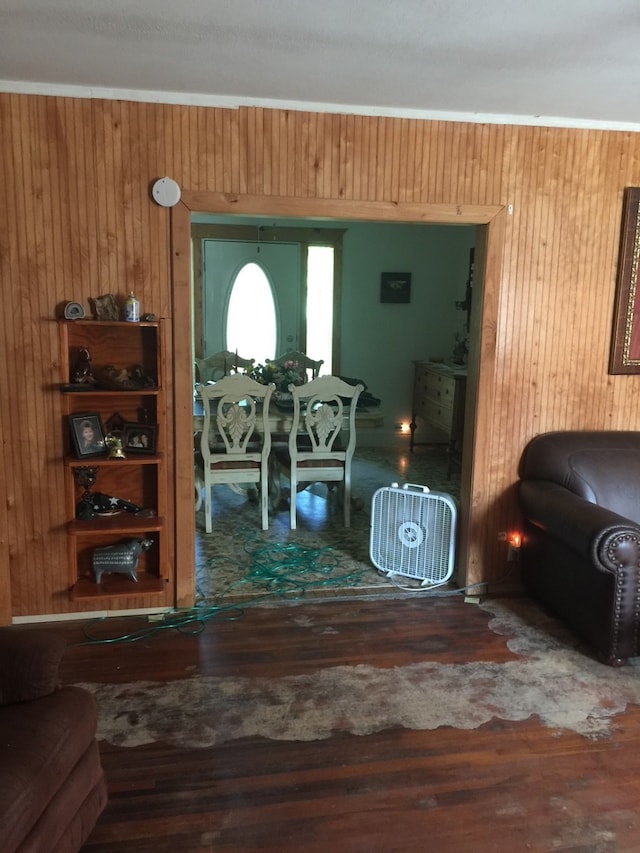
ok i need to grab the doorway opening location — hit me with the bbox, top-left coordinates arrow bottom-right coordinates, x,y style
173,195 -> 505,608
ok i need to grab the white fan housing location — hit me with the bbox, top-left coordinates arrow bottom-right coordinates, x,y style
370,482 -> 457,585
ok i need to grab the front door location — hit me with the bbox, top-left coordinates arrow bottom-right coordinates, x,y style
202,240 -> 301,359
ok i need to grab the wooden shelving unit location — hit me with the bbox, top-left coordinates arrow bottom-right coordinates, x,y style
59,319 -> 169,603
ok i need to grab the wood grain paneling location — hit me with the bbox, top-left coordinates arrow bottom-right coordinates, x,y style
2,93 -> 640,618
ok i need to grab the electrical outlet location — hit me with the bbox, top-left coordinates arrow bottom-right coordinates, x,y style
497,531 -> 507,541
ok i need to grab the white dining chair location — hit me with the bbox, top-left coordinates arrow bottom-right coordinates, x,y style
274,375 -> 364,529
197,374 -> 275,531
194,350 -> 255,384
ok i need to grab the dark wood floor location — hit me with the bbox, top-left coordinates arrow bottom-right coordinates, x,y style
48,595 -> 640,852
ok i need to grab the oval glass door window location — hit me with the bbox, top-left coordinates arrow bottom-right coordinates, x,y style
226,262 -> 277,362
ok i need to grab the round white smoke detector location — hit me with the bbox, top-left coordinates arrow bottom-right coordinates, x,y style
151,177 -> 181,208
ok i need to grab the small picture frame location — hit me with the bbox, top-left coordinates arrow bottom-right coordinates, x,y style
380,272 -> 412,304
69,413 -> 107,458
123,423 -> 158,455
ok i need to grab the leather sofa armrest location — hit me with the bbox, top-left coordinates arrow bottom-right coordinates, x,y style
0,629 -> 67,705
518,480 -> 640,572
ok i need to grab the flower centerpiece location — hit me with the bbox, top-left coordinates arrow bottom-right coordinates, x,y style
249,359 -> 305,402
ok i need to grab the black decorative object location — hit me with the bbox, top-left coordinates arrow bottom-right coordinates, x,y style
70,347 -> 96,385
74,467 -> 98,520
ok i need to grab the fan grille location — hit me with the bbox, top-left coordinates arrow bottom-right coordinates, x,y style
370,485 -> 456,582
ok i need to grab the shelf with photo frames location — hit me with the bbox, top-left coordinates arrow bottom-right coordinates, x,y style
58,319 -> 170,603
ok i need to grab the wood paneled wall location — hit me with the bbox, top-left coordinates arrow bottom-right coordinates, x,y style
1,94 -> 639,618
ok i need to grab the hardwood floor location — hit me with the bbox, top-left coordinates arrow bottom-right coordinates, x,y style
49,595 -> 640,852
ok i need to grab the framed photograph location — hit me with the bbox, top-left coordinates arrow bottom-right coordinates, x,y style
123,423 -> 158,455
69,413 -> 107,458
610,188 -> 640,373
380,272 -> 411,304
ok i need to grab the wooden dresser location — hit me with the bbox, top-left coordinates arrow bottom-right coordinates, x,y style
410,361 -> 467,469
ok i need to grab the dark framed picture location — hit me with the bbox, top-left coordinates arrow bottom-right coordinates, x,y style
380,272 -> 411,304
123,423 -> 158,454
610,187 -> 640,373
69,413 -> 107,458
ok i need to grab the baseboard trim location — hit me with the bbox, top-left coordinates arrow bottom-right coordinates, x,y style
12,606 -> 172,624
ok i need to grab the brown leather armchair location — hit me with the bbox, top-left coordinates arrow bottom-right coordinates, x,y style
518,431 -> 640,666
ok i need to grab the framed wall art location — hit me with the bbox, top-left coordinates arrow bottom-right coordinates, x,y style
610,187 -> 640,373
380,272 -> 411,304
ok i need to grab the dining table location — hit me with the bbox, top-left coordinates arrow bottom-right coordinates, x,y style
192,397 -> 385,434
193,395 -> 384,512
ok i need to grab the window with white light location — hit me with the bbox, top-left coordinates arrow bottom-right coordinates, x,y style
226,262 -> 277,360
225,249 -> 335,372
306,246 -> 334,374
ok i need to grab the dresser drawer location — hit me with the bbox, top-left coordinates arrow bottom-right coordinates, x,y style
429,372 -> 455,400
412,362 -> 466,444
415,367 -> 455,403
425,401 -> 454,433
414,392 -> 451,424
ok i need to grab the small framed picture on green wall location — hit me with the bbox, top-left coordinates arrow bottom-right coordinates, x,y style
380,272 -> 411,304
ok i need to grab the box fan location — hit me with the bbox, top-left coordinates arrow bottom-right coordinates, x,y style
370,482 -> 457,585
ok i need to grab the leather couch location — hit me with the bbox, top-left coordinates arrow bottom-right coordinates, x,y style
0,628 -> 107,852
518,430 -> 640,666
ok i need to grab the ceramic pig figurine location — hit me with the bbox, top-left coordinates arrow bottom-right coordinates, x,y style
92,538 -> 153,584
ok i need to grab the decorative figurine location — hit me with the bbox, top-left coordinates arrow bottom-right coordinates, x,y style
105,412 -> 126,437
95,364 -> 156,390
92,537 -> 154,584
74,466 -> 98,520
129,364 -> 156,387
71,347 -> 96,385
105,433 -> 126,459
